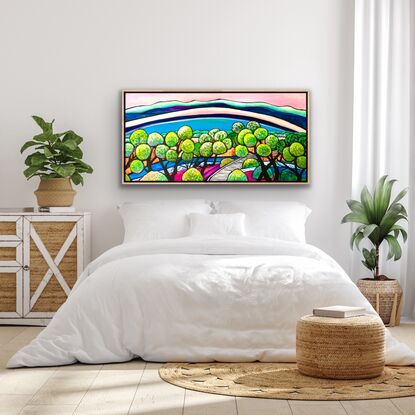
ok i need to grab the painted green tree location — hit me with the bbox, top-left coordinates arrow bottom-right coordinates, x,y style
229,122 -> 307,182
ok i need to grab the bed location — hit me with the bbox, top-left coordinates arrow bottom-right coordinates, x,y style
7,200 -> 415,368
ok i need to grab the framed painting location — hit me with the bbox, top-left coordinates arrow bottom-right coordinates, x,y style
122,90 -> 309,184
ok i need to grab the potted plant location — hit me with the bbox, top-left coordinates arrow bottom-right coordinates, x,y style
21,116 -> 93,207
341,176 -> 408,326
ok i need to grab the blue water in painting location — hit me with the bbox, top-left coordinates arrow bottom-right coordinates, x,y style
125,116 -> 287,138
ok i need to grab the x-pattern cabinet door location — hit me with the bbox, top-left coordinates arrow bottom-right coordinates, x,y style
0,267 -> 23,318
0,216 -> 23,318
23,215 -> 84,318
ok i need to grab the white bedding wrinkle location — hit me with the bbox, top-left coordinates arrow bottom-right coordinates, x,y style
7,237 -> 415,368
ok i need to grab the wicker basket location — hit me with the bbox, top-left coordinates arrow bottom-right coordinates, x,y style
296,315 -> 385,380
35,178 -> 76,207
356,279 -> 403,327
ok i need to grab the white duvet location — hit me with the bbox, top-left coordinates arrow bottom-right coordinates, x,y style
7,237 -> 415,368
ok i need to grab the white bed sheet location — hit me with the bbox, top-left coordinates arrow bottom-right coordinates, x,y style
8,237 -> 415,368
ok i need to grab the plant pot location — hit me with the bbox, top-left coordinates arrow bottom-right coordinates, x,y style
34,177 -> 76,207
356,279 -> 403,326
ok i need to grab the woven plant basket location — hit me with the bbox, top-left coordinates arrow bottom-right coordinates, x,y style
356,279 -> 403,326
35,177 -> 76,207
296,315 -> 385,380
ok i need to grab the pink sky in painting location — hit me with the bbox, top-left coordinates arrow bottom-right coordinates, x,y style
125,92 -> 307,111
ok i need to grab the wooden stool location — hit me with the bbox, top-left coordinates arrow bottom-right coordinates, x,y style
296,315 -> 385,379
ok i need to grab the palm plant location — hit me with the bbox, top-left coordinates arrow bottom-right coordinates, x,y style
341,176 -> 408,280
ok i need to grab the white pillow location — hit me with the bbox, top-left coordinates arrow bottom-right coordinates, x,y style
119,200 -> 212,242
189,213 -> 246,238
214,201 -> 311,243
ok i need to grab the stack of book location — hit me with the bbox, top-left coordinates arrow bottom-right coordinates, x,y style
312,306 -> 366,318
37,206 -> 76,213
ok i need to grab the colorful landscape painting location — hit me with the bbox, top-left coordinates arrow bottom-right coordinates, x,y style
123,91 -> 308,184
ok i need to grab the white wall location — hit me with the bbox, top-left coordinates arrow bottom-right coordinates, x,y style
0,0 -> 355,271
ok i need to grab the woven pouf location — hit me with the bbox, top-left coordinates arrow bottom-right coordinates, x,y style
296,315 -> 385,380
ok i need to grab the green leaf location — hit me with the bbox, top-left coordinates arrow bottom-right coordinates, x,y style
350,225 -> 366,249
44,147 -> 53,158
346,199 -> 365,213
362,247 -> 376,270
393,203 -> 408,217
30,153 -> 47,165
362,259 -> 374,272
391,224 -> 408,243
362,247 -> 371,261
71,172 -> 84,186
20,141 -> 40,153
32,132 -> 50,142
32,115 -> 53,132
379,204 -> 408,237
373,175 -> 387,220
362,248 -> 376,272
391,187 -> 408,206
73,160 -> 93,173
360,185 -> 375,223
25,153 -> 47,166
50,164 -> 76,178
354,232 -> 364,251
63,130 -> 83,145
62,139 -> 78,151
385,235 -> 402,260
363,224 -> 378,238
48,133 -> 62,144
341,212 -> 369,225
23,165 -> 41,179
71,147 -> 83,159
375,177 -> 396,222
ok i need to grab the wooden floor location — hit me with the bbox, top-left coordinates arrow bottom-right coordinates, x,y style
0,325 -> 415,415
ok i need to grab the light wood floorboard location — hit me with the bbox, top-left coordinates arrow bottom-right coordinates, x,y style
30,367 -> 101,405
340,399 -> 403,415
289,400 -> 348,415
0,327 -> 43,370
389,323 -> 415,349
183,389 -> 237,415
390,396 -> 415,415
0,366 -> 55,395
20,405 -> 77,415
0,324 -> 413,414
0,394 -> 32,415
74,367 -> 144,414
0,326 -> 26,347
129,362 -> 184,415
236,396 -> 292,414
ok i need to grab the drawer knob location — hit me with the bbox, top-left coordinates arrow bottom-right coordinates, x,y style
23,265 -> 30,271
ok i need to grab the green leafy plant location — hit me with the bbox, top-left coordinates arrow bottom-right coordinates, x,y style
341,176 -> 408,280
21,116 -> 93,185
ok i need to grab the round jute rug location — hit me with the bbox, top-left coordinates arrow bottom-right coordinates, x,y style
159,363 -> 415,401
